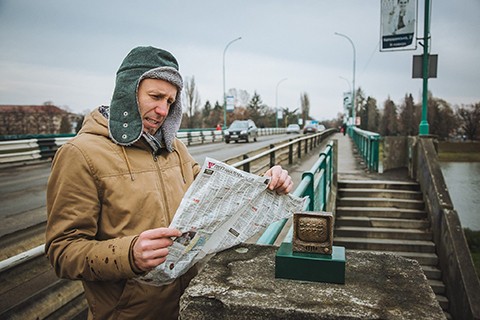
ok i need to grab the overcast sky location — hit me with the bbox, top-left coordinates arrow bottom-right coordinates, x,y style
0,0 -> 479,121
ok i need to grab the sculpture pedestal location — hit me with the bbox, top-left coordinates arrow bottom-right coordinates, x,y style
275,242 -> 346,284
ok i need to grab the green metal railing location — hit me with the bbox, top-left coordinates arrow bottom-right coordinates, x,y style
256,141 -> 335,245
350,127 -> 380,172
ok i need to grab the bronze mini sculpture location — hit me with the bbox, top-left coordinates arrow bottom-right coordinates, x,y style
293,212 -> 334,255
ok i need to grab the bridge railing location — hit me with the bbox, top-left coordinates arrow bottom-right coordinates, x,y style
350,126 -> 380,172
0,127 -> 288,165
230,129 -> 335,176
256,140 -> 336,245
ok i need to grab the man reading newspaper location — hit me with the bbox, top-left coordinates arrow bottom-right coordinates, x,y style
138,157 -> 306,285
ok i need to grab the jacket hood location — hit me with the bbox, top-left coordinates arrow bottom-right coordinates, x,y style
78,108 -> 109,137
108,46 -> 183,152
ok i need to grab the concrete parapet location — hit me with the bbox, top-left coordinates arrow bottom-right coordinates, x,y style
180,244 -> 444,320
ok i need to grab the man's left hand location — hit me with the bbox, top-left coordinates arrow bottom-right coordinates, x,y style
264,165 -> 293,194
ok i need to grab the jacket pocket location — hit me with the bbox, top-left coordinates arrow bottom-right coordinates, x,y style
115,279 -> 135,310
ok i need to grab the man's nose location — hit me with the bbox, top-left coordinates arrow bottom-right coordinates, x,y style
154,103 -> 169,116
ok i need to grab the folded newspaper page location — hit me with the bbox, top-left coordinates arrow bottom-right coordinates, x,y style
137,157 -> 306,285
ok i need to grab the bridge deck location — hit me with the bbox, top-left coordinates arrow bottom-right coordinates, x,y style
289,132 -> 410,185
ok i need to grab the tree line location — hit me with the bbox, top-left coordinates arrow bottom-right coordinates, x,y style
180,76 -> 480,141
179,76 -> 335,130
355,88 -> 480,141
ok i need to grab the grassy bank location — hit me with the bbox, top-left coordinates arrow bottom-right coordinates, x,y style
438,142 -> 480,162
464,228 -> 480,279
438,152 -> 480,162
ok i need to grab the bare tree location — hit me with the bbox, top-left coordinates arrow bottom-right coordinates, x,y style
456,103 -> 480,140
182,76 -> 201,128
427,95 -> 456,140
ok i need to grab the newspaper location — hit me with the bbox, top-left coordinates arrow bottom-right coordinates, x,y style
137,157 -> 306,285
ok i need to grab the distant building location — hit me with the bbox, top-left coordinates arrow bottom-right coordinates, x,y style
0,104 -> 82,135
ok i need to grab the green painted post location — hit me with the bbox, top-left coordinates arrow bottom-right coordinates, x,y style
419,0 -> 430,135
302,171 -> 315,211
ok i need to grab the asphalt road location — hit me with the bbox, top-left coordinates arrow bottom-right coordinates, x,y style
0,133 -> 301,223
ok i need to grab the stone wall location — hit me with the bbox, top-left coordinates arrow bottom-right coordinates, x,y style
180,244 -> 444,320
412,137 -> 480,320
381,136 -> 408,172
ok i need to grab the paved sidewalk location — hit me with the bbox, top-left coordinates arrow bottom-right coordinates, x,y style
287,132 -> 410,185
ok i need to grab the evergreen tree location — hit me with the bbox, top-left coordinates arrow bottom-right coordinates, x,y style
379,98 -> 398,136
247,91 -> 266,124
365,97 -> 379,132
399,94 -> 417,136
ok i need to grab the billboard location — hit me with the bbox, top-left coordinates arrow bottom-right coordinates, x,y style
380,0 -> 417,51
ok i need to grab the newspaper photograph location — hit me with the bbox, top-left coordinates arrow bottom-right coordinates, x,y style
137,157 -> 306,285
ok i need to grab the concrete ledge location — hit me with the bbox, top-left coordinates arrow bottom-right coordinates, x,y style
180,244 -> 445,320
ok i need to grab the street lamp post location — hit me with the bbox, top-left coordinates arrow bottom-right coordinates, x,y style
275,78 -> 288,128
222,36 -> 242,129
339,76 -> 351,92
334,32 -> 356,126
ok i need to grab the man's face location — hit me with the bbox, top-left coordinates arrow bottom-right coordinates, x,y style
137,78 -> 177,135
399,0 -> 408,13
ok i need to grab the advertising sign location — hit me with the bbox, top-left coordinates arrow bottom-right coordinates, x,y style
380,0 -> 417,51
277,110 -> 283,120
226,95 -> 234,112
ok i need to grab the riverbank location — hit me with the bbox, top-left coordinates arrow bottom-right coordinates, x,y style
438,141 -> 480,162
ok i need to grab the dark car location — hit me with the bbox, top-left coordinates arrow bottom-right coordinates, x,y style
303,123 -> 318,134
224,120 -> 258,143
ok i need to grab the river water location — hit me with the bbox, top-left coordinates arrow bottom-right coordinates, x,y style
440,162 -> 480,231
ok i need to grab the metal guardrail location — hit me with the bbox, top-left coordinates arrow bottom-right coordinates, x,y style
0,129 -> 335,274
0,137 -> 71,164
256,140 -> 335,245
0,127 -> 287,165
350,126 -> 380,172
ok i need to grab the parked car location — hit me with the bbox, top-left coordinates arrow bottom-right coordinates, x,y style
286,124 -> 301,134
224,119 -> 258,143
303,123 -> 318,134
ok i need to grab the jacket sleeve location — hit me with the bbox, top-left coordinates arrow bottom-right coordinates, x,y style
45,143 -> 138,281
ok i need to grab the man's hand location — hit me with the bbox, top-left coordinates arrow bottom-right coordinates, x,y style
264,165 -> 293,194
132,228 -> 182,272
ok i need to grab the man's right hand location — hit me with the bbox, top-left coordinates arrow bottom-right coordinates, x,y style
132,228 -> 182,272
